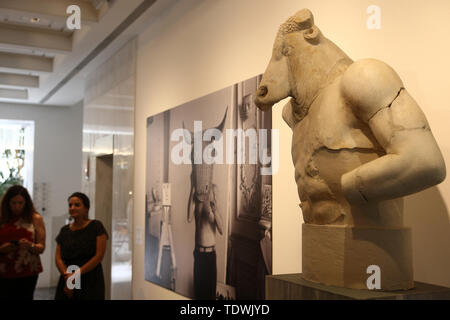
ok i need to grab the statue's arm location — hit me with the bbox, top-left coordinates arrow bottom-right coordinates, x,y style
340,59 -> 446,204
211,184 -> 223,235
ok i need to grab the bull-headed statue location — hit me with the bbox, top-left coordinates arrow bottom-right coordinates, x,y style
254,9 -> 446,290
183,108 -> 228,241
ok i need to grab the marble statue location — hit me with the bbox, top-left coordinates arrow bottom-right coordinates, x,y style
254,8 -> 446,290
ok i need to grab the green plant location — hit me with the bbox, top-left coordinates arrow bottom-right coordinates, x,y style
0,149 -> 24,199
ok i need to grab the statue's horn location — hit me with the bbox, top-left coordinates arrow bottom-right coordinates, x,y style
215,106 -> 228,133
182,121 -> 193,144
293,9 -> 314,30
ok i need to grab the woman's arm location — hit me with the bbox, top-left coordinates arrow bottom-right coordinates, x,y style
55,243 -> 74,298
0,242 -> 16,254
18,213 -> 46,253
31,213 -> 46,254
79,234 -> 107,275
55,244 -> 67,275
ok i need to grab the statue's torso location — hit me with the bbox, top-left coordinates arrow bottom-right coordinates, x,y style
192,164 -> 217,246
292,77 -> 403,226
194,196 -> 217,247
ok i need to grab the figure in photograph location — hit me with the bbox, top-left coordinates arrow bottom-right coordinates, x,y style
0,185 -> 46,300
185,109 -> 227,300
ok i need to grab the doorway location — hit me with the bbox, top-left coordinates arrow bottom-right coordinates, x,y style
95,154 -> 113,300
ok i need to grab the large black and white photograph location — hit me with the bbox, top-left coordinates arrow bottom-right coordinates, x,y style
145,75 -> 273,299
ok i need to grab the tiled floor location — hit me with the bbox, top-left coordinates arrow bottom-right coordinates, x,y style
34,287 -> 56,300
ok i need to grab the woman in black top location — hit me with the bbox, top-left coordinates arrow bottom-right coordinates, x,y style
54,192 -> 108,300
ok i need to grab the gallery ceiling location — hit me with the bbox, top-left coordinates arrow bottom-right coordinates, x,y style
0,0 -> 172,107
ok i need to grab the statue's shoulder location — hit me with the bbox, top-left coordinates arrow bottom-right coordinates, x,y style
340,59 -> 404,121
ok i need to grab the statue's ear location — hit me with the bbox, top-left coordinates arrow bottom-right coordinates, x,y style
293,9 -> 320,43
303,25 -> 320,42
215,106 -> 228,133
293,9 -> 314,30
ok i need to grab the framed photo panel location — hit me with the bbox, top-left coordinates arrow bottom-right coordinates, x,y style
145,75 -> 273,299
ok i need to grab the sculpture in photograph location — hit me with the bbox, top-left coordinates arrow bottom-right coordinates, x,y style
254,8 -> 446,290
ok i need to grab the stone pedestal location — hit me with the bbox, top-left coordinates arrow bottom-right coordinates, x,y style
266,274 -> 450,300
302,223 -> 413,290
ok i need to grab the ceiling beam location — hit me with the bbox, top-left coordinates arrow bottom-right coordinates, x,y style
40,0 -> 157,104
0,52 -> 53,72
88,103 -> 133,111
91,0 -> 108,11
0,0 -> 99,22
0,87 -> 28,99
0,23 -> 72,53
0,72 -> 39,88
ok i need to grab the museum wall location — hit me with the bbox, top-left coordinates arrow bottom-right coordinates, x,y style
0,101 -> 83,288
133,0 -> 450,299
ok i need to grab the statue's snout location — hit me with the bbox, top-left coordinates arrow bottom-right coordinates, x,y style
254,85 -> 273,111
257,85 -> 268,98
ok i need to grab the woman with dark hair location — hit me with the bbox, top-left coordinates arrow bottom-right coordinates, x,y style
0,185 -> 46,300
54,192 -> 108,300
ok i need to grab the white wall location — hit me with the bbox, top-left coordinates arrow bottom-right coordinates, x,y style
0,101 -> 83,288
134,0 -> 450,299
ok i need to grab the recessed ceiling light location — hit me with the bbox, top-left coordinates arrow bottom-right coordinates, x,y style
30,17 -> 40,23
